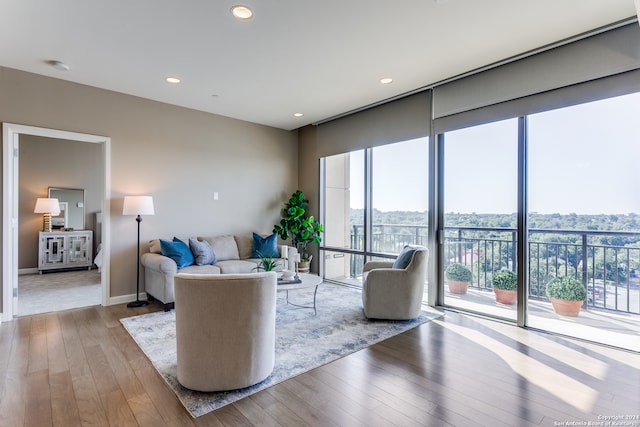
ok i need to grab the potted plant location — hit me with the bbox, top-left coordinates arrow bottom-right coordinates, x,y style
445,263 -> 472,294
273,190 -> 323,272
253,252 -> 280,272
545,276 -> 587,316
492,269 -> 517,305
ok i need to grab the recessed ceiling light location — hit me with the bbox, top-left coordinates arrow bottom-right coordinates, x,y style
231,5 -> 253,20
293,112 -> 304,117
165,77 -> 181,84
47,60 -> 69,71
380,77 -> 394,84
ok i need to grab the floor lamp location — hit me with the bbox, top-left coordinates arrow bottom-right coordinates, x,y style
123,195 -> 155,308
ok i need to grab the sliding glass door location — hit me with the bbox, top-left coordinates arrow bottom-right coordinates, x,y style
321,137 -> 429,287
441,119 -> 519,321
526,92 -> 640,351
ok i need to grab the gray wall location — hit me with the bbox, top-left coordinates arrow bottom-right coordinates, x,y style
19,135 -> 103,269
1,66 -> 298,307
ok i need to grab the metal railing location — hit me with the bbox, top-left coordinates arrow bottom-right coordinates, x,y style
346,224 -> 640,314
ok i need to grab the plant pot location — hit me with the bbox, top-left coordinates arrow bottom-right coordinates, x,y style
550,298 -> 583,317
296,261 -> 310,273
494,288 -> 517,305
447,280 -> 469,295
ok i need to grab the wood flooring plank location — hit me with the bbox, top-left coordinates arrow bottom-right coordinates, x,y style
24,369 -> 52,427
128,355 -> 197,426
27,315 -> 49,375
0,323 -> 30,427
127,392 -> 170,427
46,313 -> 69,375
50,370 -> 82,427
60,311 -> 109,427
231,395 -> 287,427
247,389 -> 311,427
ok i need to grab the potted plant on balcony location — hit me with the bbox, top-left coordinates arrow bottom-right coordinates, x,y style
273,190 -> 323,273
545,276 -> 587,317
445,263 -> 472,295
492,269 -> 517,304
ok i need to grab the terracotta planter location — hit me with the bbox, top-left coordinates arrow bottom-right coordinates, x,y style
447,280 -> 469,295
550,298 -> 583,317
494,288 -> 517,305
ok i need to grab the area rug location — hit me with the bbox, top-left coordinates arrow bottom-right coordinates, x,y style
120,283 -> 441,417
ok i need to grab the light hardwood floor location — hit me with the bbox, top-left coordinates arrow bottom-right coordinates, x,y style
1,302 -> 638,427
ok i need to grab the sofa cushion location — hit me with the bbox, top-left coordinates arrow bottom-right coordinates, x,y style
178,264 -> 221,275
160,238 -> 195,269
189,238 -> 216,265
252,232 -> 279,258
204,235 -> 239,261
214,260 -> 257,274
149,239 -> 162,254
392,246 -> 416,270
234,235 -> 254,260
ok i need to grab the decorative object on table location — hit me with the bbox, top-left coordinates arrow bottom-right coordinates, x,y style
122,195 -> 155,308
33,197 -> 61,232
293,253 -> 301,279
445,262 -> 472,295
492,269 -> 518,305
254,251 -> 280,272
545,276 -> 587,317
120,283 -> 441,417
273,190 -> 323,271
280,269 -> 295,280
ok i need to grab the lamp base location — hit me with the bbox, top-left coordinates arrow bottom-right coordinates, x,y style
127,300 -> 149,308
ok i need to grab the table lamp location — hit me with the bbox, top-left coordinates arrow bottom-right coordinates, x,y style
34,197 -> 61,232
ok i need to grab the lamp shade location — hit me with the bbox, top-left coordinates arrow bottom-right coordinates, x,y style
34,198 -> 61,215
123,196 -> 155,216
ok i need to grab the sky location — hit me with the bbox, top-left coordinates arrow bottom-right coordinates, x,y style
349,91 -> 640,215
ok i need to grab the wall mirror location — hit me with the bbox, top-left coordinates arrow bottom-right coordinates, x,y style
48,187 -> 85,230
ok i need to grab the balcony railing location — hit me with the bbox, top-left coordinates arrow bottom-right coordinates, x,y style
347,224 -> 640,314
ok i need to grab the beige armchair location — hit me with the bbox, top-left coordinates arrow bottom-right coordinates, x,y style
174,272 -> 277,392
362,245 -> 428,320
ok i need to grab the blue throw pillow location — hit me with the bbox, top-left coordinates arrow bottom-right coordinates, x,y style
160,237 -> 195,269
252,232 -> 279,258
392,246 -> 416,269
189,238 -> 216,265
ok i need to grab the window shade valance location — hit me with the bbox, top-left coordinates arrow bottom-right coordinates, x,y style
317,91 -> 431,158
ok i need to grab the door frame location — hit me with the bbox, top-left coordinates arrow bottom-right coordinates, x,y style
2,123 -> 111,322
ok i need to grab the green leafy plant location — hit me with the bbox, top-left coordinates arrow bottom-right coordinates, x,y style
545,276 -> 587,301
492,269 -> 517,290
254,252 -> 280,272
445,263 -> 472,282
273,190 -> 323,261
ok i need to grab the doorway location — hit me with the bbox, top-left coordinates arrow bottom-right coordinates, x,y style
2,123 -> 111,322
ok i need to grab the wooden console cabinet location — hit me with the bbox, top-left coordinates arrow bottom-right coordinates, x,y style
38,230 -> 93,272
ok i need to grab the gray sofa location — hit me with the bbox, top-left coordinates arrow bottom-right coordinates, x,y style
141,234 -> 288,310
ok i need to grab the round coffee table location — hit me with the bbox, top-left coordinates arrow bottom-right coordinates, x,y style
277,273 -> 322,314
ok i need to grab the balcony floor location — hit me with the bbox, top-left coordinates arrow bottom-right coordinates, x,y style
327,276 -> 640,352
446,287 -> 640,352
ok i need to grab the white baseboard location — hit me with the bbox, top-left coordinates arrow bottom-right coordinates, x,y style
18,268 -> 39,275
108,292 -> 148,306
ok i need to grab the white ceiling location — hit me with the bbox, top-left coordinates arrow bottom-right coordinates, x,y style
1,1 -> 637,130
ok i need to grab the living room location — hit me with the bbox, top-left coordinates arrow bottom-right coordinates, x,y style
1,1 -> 640,425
